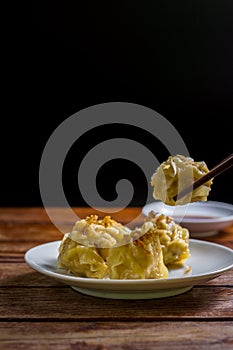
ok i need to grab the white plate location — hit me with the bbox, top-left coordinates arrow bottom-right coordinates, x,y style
142,201 -> 233,237
24,239 -> 233,299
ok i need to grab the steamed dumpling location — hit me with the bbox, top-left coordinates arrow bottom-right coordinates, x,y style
151,154 -> 213,205
57,212 -> 190,280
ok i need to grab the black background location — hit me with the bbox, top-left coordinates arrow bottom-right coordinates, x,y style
1,1 -> 233,207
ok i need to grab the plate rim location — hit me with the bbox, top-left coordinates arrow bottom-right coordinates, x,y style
142,200 -> 233,224
24,239 -> 233,287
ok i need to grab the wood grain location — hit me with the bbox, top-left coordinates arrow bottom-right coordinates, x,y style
0,322 -> 233,350
0,207 -> 143,225
1,286 -> 233,320
0,207 -> 232,350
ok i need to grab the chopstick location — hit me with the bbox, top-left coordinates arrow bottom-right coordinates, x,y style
173,153 -> 233,201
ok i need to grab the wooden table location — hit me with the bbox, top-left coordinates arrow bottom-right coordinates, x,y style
0,207 -> 233,349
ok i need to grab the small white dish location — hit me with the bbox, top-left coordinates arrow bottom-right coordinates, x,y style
24,239 -> 233,300
142,201 -> 233,237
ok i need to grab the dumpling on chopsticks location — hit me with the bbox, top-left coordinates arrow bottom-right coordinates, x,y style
151,154 -> 213,205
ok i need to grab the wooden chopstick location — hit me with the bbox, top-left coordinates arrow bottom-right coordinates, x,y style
174,153 -> 233,201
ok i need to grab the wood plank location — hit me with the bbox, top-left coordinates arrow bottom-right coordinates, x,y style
0,286 -> 232,320
205,270 -> 233,286
0,264 -> 62,287
0,223 -> 65,242
0,207 -> 143,225
0,207 -> 50,223
0,321 -> 232,350
0,241 -> 61,261
0,253 -> 25,262
0,264 -> 232,287
0,241 -> 46,254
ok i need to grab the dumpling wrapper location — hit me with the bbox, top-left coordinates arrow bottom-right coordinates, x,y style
57,213 -> 190,279
100,228 -> 169,279
151,154 -> 213,205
